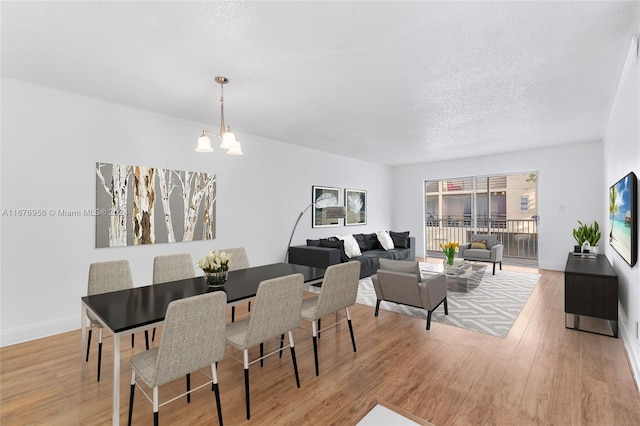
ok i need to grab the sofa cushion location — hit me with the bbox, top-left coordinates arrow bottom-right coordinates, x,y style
357,255 -> 379,276
376,231 -> 395,250
337,235 -> 362,258
318,239 -> 349,262
307,239 -> 321,247
464,248 -> 491,260
363,233 -> 380,251
389,231 -> 410,248
353,233 -> 369,252
379,258 -> 420,276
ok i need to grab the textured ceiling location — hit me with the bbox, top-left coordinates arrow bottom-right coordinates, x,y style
2,1 -> 639,166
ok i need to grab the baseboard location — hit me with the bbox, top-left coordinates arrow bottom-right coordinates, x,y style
0,315 -> 79,347
537,261 -> 565,271
619,314 -> 640,393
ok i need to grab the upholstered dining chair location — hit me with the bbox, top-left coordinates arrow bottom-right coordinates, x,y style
127,291 -> 227,426
221,247 -> 250,322
86,260 -> 142,382
150,254 -> 196,342
225,273 -> 304,420
299,261 -> 361,376
153,253 -> 196,284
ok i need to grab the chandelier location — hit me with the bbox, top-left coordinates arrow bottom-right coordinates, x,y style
196,76 -> 243,155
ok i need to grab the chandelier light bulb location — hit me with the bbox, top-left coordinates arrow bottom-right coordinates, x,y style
227,141 -> 244,156
220,126 -> 238,149
195,132 -> 214,152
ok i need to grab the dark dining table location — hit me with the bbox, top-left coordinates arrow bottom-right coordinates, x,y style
80,262 -> 325,426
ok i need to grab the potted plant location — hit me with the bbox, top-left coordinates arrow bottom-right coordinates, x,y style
439,241 -> 459,266
572,220 -> 601,253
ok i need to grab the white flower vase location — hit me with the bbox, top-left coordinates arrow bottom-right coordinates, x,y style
205,271 -> 228,287
443,257 -> 463,272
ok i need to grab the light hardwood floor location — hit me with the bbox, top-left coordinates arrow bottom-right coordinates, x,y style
2,262 -> 640,425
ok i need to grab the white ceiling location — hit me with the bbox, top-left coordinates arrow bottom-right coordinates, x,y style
2,1 -> 639,166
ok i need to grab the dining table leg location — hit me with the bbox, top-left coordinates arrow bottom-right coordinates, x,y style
80,302 -> 88,381
113,333 -> 121,425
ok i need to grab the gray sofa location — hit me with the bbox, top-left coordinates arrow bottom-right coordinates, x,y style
288,232 -> 415,278
458,233 -> 504,274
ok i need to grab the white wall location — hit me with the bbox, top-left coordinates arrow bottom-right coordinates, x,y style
0,79 -> 392,346
603,36 -> 640,388
391,141 -> 605,271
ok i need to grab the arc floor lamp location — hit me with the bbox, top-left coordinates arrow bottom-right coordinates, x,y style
285,199 -> 345,262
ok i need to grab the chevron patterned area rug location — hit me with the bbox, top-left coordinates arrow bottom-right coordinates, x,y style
357,262 -> 541,338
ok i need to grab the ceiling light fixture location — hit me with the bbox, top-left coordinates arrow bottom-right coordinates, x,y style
196,76 -> 244,155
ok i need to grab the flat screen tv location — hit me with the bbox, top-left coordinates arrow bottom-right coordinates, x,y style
609,171 -> 637,267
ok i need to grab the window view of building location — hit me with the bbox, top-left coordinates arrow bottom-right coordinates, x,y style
424,172 -> 538,263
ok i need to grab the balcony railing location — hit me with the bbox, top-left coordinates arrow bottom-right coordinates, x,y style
425,218 -> 538,261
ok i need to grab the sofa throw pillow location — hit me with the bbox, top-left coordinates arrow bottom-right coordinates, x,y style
363,233 -> 380,250
376,231 -> 395,250
306,239 -> 321,247
338,235 -> 362,258
318,239 -> 349,262
389,231 -> 410,248
353,233 -> 369,252
470,239 -> 487,250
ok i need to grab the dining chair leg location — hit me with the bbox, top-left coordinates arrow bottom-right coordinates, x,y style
127,371 -> 135,426
312,321 -> 319,376
212,361 -> 218,392
260,343 -> 264,367
243,349 -> 250,420
289,331 -> 301,388
248,301 -> 251,312
97,328 -> 103,382
151,327 -> 156,342
131,334 -> 135,348
153,387 -> 159,426
426,311 -> 432,330
86,329 -> 92,362
211,363 -> 223,426
145,330 -> 150,350
444,297 -> 449,315
279,334 -> 285,358
346,307 -> 356,352
231,306 -> 236,323
186,373 -> 191,403
317,318 -> 322,339
374,300 -> 381,316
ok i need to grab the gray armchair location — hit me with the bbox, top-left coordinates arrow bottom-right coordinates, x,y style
371,259 -> 448,330
458,233 -> 503,275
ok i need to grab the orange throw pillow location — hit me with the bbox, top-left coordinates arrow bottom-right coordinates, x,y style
470,240 -> 487,250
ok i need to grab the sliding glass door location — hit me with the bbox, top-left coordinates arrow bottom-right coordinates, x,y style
424,173 -> 538,264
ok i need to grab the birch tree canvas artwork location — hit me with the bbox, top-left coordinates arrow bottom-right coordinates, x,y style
95,162 -> 216,248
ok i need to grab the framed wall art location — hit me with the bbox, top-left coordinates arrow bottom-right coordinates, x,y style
95,162 -> 216,247
312,186 -> 340,228
345,189 -> 367,225
609,171 -> 637,267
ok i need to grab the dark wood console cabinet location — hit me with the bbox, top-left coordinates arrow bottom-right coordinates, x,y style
564,253 -> 618,338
